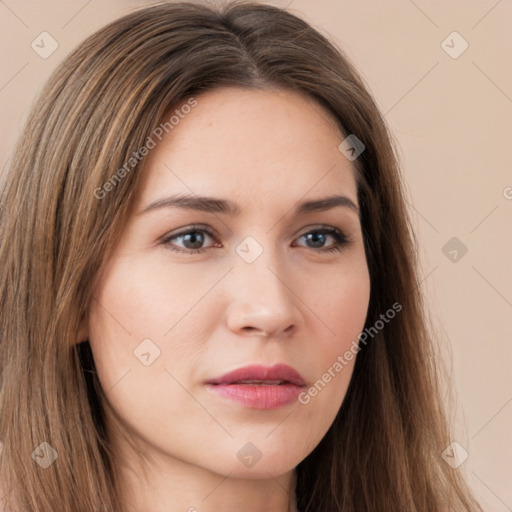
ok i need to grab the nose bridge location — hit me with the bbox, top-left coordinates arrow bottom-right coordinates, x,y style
226,233 -> 301,336
234,234 -> 290,301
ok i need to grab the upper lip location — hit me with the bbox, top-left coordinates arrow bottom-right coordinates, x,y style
205,364 -> 306,386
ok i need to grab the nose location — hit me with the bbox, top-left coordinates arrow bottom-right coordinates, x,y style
225,244 -> 304,339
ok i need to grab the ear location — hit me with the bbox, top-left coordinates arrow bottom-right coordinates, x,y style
76,317 -> 89,344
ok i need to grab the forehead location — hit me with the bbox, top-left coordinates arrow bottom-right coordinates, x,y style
136,87 -> 358,212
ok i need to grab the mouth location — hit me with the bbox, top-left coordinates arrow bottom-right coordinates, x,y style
205,363 -> 306,386
205,364 -> 306,409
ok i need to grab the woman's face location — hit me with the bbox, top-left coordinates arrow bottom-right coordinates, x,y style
86,87 -> 370,481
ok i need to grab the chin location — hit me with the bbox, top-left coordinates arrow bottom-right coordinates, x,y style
214,445 -> 301,479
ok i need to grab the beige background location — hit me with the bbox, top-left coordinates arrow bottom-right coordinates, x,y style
1,0 -> 511,510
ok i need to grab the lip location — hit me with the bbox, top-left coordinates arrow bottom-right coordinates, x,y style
205,364 -> 306,410
205,363 -> 306,386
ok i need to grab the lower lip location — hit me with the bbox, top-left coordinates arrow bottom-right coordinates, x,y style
206,383 -> 304,409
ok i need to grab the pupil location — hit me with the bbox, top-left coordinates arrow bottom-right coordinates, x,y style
185,232 -> 203,249
308,232 -> 325,247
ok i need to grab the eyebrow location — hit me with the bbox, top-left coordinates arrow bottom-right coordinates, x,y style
138,193 -> 359,217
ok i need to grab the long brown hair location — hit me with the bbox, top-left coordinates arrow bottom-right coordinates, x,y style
0,2 -> 483,511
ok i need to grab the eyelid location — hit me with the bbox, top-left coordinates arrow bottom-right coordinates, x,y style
160,224 -> 219,243
296,223 -> 348,238
161,224 -> 348,242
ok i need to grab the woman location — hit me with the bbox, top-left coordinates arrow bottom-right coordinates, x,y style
0,1 -> 484,511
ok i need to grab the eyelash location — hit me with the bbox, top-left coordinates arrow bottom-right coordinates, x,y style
161,224 -> 351,255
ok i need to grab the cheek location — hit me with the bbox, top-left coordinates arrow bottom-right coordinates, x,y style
89,255 -> 208,346
86,255 -> 221,395
309,252 -> 371,350
295,256 -> 370,431
85,259 -> 209,449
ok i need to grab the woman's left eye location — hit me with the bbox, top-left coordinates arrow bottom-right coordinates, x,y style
161,225 -> 350,254
294,227 -> 350,253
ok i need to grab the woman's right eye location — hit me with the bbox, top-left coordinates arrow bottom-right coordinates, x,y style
161,226 -> 219,254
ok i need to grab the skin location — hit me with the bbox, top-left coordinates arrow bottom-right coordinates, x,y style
80,87 -> 371,512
